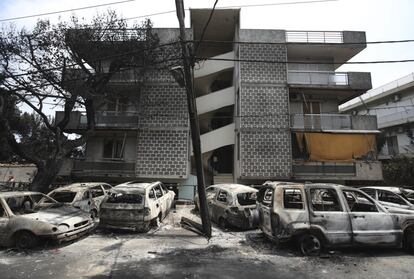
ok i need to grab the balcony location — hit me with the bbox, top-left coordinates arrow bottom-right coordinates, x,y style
286,31 -> 367,68
290,114 -> 378,132
377,108 -> 414,129
71,160 -> 135,177
55,111 -> 139,130
287,71 -> 372,91
292,161 -> 382,181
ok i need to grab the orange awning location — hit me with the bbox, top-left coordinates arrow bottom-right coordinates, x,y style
296,132 -> 376,162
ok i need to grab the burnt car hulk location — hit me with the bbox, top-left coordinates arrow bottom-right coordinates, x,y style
257,183 -> 414,256
194,184 -> 259,230
43,182 -> 112,218
0,192 -> 97,249
99,181 -> 175,232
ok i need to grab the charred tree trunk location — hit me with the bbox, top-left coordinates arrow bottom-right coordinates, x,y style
29,159 -> 65,193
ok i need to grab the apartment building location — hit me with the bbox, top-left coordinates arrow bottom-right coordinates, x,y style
340,73 -> 414,159
57,9 -> 382,196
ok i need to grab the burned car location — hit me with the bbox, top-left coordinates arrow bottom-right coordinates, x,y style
257,183 -> 414,256
194,184 -> 259,230
360,187 -> 414,214
0,191 -> 97,249
44,183 -> 112,218
99,181 -> 175,232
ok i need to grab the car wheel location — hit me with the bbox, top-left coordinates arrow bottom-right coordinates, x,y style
218,217 -> 228,231
299,233 -> 322,256
15,231 -> 38,250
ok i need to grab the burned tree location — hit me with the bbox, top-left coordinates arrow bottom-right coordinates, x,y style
0,11 -> 175,192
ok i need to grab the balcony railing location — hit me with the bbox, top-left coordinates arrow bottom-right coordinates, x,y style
55,111 -> 139,130
290,114 -> 378,131
288,71 -> 348,86
286,31 -> 343,43
72,160 -> 135,176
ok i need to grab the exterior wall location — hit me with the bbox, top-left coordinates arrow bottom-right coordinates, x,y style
237,30 -> 292,179
135,70 -> 190,179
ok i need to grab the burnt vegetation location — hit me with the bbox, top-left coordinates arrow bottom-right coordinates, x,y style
0,10 -> 181,192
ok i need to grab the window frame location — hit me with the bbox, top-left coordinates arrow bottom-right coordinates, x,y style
342,189 -> 380,213
309,188 -> 343,212
216,190 -> 228,204
377,189 -> 408,206
283,188 -> 305,210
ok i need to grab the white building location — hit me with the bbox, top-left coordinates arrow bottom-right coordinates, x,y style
340,73 -> 414,159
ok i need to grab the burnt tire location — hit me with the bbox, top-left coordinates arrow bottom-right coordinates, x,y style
14,231 -> 38,250
218,217 -> 229,231
298,233 -> 322,256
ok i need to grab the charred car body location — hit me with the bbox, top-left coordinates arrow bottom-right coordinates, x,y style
99,181 -> 175,232
0,192 -> 97,249
360,187 -> 414,214
44,183 -> 112,218
257,182 -> 414,256
195,184 -> 259,230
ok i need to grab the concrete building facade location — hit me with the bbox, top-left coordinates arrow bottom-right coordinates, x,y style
340,73 -> 414,159
57,9 -> 382,197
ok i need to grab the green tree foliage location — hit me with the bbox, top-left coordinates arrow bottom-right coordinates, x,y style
382,157 -> 414,186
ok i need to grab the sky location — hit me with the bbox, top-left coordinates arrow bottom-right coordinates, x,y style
0,0 -> 413,90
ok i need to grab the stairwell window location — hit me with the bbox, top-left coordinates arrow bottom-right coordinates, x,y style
103,138 -> 125,159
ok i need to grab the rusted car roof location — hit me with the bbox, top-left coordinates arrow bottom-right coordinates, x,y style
213,184 -> 258,194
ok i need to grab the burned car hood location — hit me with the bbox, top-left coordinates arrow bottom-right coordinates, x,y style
23,206 -> 90,225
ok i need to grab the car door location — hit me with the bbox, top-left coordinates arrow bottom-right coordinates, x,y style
73,191 -> 93,212
257,187 -> 274,237
90,186 -> 106,210
160,183 -> 173,211
0,200 -> 10,245
341,189 -> 402,246
212,189 -> 230,223
153,185 -> 165,217
307,187 -> 352,245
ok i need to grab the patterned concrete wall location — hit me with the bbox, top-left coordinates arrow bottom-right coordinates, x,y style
135,70 -> 190,178
238,43 -> 292,179
135,129 -> 189,178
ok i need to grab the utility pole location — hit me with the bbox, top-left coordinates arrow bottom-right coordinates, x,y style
175,0 -> 212,238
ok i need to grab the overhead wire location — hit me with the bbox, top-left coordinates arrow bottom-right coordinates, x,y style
0,0 -> 136,22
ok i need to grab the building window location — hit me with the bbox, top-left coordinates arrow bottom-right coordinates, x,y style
386,136 -> 399,156
103,138 -> 124,159
106,98 -> 128,114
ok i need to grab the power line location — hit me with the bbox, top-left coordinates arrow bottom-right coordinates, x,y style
0,0 -> 340,24
194,0 -> 219,55
0,0 -> 136,22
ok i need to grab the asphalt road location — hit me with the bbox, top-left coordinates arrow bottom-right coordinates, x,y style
0,206 -> 413,279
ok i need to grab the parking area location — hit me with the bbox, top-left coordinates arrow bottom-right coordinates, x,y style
0,204 -> 413,279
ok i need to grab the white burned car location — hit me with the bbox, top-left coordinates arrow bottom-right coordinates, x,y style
99,181 -> 175,232
258,182 -> 414,256
44,183 -> 112,218
360,187 -> 414,214
0,192 -> 97,249
194,184 -> 259,230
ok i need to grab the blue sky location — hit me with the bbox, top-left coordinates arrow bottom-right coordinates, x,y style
1,0 -> 413,88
